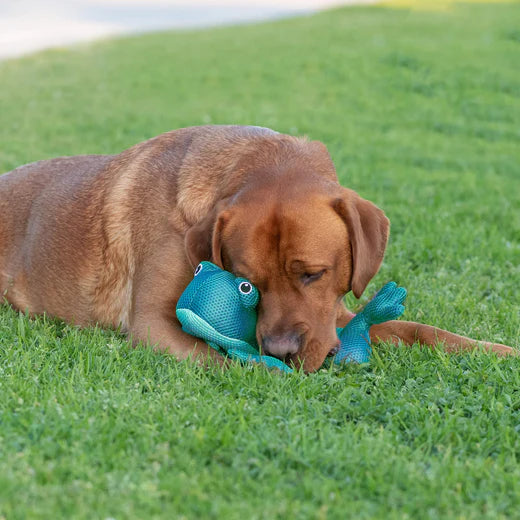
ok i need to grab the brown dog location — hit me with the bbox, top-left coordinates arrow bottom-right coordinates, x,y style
0,125 -> 515,371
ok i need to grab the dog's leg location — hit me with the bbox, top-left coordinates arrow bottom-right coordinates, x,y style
369,320 -> 516,356
128,265 -> 225,365
128,312 -> 225,365
127,240 -> 226,366
336,302 -> 515,356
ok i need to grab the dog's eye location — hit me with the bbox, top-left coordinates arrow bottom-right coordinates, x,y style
302,270 -> 325,285
239,282 -> 252,294
194,264 -> 203,276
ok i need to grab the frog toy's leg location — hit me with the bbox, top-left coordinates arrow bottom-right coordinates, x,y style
335,282 -> 407,364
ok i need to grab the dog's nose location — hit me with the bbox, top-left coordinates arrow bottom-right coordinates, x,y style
261,332 -> 305,358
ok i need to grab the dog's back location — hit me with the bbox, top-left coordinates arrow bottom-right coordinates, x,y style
0,125 -> 313,327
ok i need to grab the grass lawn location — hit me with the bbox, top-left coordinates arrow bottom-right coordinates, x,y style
1,1 -> 520,518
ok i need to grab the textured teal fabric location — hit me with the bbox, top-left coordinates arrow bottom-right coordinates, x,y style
176,262 -> 259,349
334,282 -> 407,364
176,261 -> 292,372
176,262 -> 407,371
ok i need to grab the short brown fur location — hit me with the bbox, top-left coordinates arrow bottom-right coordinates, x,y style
0,126 -> 515,371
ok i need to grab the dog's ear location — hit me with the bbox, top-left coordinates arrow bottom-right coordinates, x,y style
332,188 -> 389,298
184,199 -> 231,269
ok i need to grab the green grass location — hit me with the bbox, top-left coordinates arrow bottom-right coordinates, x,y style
1,2 -> 520,518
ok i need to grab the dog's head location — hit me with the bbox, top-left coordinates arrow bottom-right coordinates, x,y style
184,148 -> 389,372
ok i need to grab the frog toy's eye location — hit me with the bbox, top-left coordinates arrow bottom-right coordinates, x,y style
239,282 -> 252,294
235,278 -> 259,308
194,261 -> 221,277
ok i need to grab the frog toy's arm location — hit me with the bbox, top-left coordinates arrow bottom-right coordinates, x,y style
334,282 -> 407,364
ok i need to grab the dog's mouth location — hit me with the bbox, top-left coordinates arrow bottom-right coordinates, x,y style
327,344 -> 340,357
282,338 -> 341,370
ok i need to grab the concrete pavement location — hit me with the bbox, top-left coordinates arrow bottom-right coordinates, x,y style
0,0 -> 378,60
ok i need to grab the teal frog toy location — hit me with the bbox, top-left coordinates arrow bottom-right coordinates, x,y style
176,261 -> 407,372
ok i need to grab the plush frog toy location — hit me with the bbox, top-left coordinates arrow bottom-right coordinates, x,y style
176,261 -> 290,371
176,261 -> 407,372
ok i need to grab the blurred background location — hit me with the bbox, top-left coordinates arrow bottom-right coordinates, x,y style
0,0 -> 377,59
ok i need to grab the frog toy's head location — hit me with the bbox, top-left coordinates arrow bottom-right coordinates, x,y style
176,261 -> 260,352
